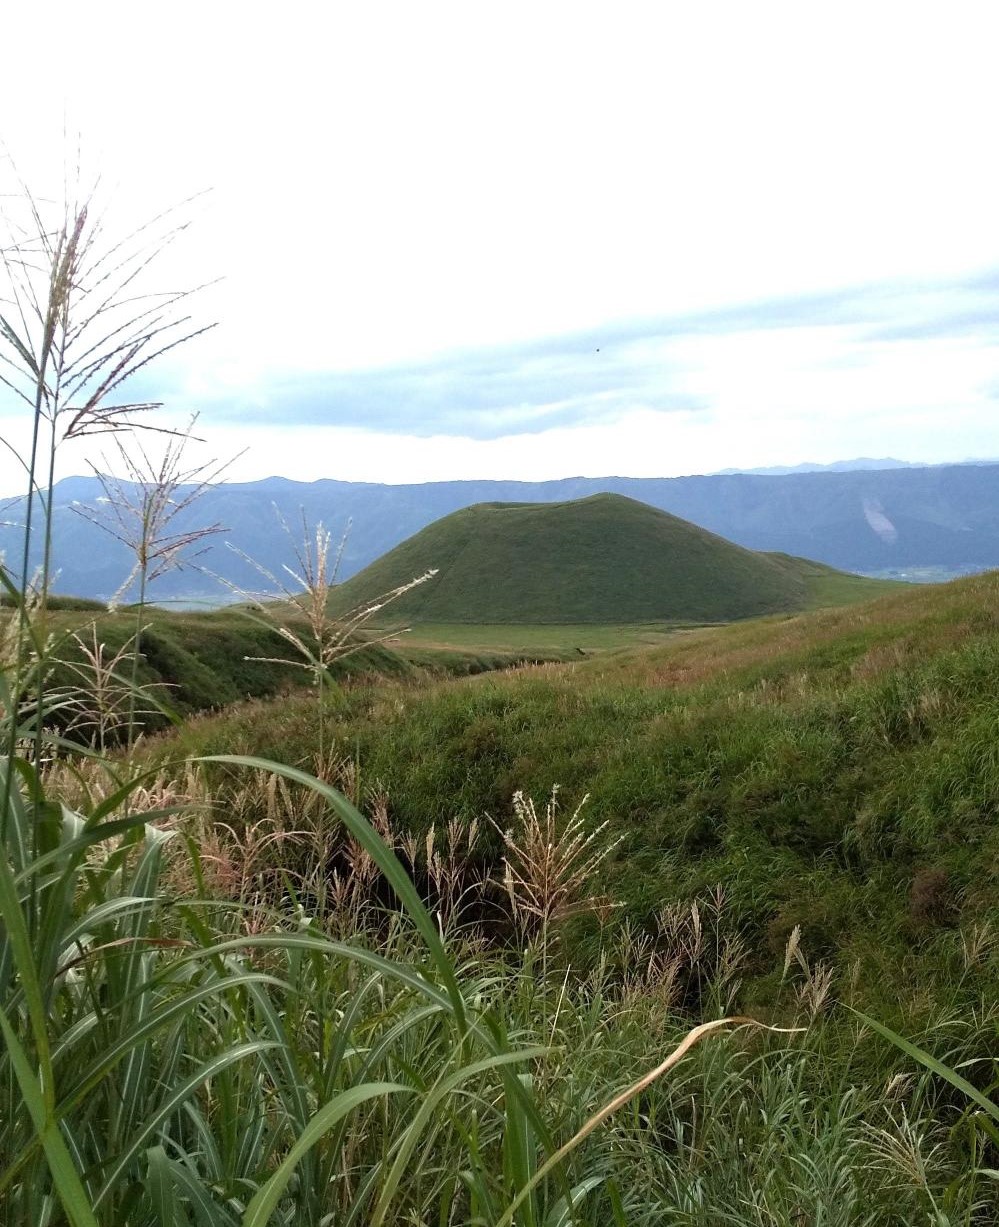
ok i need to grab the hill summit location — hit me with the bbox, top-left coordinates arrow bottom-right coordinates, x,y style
330,493 -> 845,624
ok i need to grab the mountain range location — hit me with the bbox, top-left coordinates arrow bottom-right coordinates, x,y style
4,460 -> 998,603
713,457 -> 919,475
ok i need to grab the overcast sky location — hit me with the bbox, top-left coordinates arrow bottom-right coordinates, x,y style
2,2 -> 999,491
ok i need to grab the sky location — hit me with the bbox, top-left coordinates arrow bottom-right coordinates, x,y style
1,2 -> 999,492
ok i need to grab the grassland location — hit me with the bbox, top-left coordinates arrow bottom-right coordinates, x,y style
7,570 -> 998,1223
23,603 -> 576,745
400,620 -> 689,653
390,563 -> 906,654
162,573 -> 999,1025
36,565 -> 985,1022
3,498 -> 993,1225
34,561 -> 901,738
25,495 -> 905,746
787,556 -> 905,608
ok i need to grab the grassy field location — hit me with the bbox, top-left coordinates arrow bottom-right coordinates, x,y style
14,603 -> 573,747
30,560 -> 903,740
401,620 -> 691,652
793,558 -> 906,608
387,571 -> 907,654
161,573 -> 999,1023
79,567 -> 993,1221
7,572 -> 998,1222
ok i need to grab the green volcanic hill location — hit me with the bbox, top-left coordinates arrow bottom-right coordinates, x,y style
330,493 -> 887,625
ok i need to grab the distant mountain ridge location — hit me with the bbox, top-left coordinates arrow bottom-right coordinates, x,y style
714,457 -> 918,476
4,460 -> 999,602
714,457 -> 999,475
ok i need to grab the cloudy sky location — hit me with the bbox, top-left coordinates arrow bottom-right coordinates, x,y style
2,2 -> 999,492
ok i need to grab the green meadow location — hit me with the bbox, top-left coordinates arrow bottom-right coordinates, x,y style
164,571 -> 999,1018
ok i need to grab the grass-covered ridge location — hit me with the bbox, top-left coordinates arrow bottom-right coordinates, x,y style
20,603 -> 576,749
172,571 -> 999,1020
329,492 -> 900,625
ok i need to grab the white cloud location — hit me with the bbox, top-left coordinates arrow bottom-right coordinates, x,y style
2,2 -> 999,487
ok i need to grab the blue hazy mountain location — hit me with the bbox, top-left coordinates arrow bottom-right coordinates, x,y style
713,458 -> 919,475
4,461 -> 998,602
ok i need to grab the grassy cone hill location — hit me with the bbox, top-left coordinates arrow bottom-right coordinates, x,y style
328,493 -> 886,625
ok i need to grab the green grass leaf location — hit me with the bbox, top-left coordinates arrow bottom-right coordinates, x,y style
369,1048 -> 548,1227
94,1041 -> 280,1206
853,1009 -> 999,1126
242,1082 -> 411,1227
0,1002 -> 99,1227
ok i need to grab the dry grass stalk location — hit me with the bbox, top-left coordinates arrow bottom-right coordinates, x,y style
796,961 -> 835,1019
0,172 -> 214,444
74,413 -> 242,608
184,752 -> 497,940
883,1072 -> 916,1102
0,155 -> 216,623
57,623 -> 167,750
782,923 -> 835,1018
42,758 -> 207,821
224,507 -> 438,685
864,1108 -> 946,1193
190,814 -> 316,936
421,816 -> 485,937
614,888 -> 747,1021
498,786 -> 622,954
614,921 -> 685,1023
960,920 -> 998,971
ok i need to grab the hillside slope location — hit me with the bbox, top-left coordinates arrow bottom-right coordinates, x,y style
329,493 -> 884,624
171,570 -> 999,1019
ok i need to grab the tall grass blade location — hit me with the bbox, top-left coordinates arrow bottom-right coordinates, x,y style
7,971 -> 278,1174
201,756 -> 468,1030
94,1041 -> 280,1207
544,1175 -> 605,1227
0,827 -> 54,1092
169,1158 -> 242,1227
145,1144 -> 182,1227
189,933 -> 452,1012
504,1071 -> 540,1227
0,1003 -> 99,1227
853,1009 -> 999,1126
369,1048 -> 549,1227
242,1082 -> 411,1227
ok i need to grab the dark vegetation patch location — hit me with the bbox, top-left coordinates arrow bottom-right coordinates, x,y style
0,593 -> 106,610
33,604 -> 572,742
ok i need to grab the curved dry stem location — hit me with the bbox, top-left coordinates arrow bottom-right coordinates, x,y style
497,1015 -> 806,1227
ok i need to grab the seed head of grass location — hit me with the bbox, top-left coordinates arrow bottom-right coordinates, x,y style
497,785 -> 622,949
